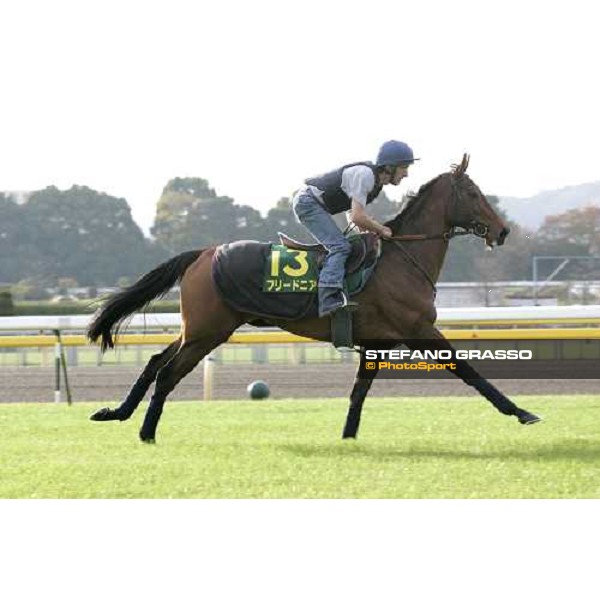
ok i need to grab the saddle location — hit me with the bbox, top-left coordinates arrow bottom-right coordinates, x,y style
212,232 -> 382,350
278,231 -> 380,275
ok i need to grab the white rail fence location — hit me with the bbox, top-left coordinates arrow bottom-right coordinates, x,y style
2,305 -> 600,333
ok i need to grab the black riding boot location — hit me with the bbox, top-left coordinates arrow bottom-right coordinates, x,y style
318,287 -> 358,318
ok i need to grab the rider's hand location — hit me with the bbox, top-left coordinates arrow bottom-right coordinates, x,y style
379,226 -> 393,239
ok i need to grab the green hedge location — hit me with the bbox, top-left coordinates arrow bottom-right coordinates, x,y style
0,291 -> 15,316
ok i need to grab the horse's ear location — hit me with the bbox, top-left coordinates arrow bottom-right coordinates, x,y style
462,153 -> 470,172
452,153 -> 470,178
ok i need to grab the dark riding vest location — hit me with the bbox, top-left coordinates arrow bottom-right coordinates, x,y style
304,162 -> 383,215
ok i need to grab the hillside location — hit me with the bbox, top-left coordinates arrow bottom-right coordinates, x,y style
499,181 -> 600,231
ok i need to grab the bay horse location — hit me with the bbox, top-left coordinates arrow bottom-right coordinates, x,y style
88,155 -> 541,442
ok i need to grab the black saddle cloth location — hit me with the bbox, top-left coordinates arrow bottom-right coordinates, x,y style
212,240 -> 318,320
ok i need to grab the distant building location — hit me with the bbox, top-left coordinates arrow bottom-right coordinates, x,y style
436,281 -> 600,307
4,191 -> 31,204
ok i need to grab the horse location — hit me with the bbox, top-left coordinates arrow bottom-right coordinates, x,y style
88,154 -> 541,442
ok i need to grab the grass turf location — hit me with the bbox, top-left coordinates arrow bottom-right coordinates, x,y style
1,395 -> 599,498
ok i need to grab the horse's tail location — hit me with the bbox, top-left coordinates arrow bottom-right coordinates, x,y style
87,250 -> 203,352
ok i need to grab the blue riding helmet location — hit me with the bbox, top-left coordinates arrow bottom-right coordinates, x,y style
376,140 -> 419,167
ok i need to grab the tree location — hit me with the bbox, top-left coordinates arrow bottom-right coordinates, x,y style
534,205 -> 600,279
261,197 -> 312,242
233,204 -> 266,241
0,193 -> 29,284
440,195 -> 530,282
152,177 -> 276,250
22,186 -> 165,285
152,178 -> 242,251
537,205 -> 600,255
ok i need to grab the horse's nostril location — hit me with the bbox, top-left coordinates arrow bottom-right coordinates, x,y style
498,227 -> 510,245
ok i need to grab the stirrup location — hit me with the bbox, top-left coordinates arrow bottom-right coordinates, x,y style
341,299 -> 359,312
339,290 -> 358,313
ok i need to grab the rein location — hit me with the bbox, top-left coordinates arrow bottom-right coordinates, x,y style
383,178 -> 490,293
389,225 -> 487,243
389,180 -> 489,242
388,238 -> 438,292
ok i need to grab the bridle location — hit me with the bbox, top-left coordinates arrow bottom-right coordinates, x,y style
388,177 -> 489,243
384,175 -> 490,293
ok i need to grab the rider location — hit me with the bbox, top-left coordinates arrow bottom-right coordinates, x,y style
292,140 -> 418,317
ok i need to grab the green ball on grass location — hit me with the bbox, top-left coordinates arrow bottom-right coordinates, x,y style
247,380 -> 270,400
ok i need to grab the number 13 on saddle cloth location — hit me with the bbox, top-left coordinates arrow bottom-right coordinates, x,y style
263,246 -> 318,293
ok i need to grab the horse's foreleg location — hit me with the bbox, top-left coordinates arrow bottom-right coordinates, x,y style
342,366 -> 377,439
412,330 -> 541,425
90,339 -> 181,423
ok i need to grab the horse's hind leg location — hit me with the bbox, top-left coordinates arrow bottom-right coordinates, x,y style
139,333 -> 232,443
90,339 -> 181,423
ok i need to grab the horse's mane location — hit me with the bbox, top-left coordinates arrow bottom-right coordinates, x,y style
384,174 -> 445,231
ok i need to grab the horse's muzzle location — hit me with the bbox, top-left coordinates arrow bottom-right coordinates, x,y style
497,227 -> 510,246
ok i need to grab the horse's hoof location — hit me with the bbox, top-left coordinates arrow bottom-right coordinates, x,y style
139,433 -> 156,444
517,410 -> 542,425
90,407 -> 119,422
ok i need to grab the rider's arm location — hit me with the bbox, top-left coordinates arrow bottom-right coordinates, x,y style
349,200 -> 392,238
342,165 -> 392,238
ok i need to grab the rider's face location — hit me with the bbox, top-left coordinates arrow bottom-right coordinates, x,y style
391,165 -> 409,185
380,165 -> 409,186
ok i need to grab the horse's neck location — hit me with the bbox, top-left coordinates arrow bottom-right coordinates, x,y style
393,189 -> 450,283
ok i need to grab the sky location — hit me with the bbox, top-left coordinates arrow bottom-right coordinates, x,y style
1,0 -> 599,234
